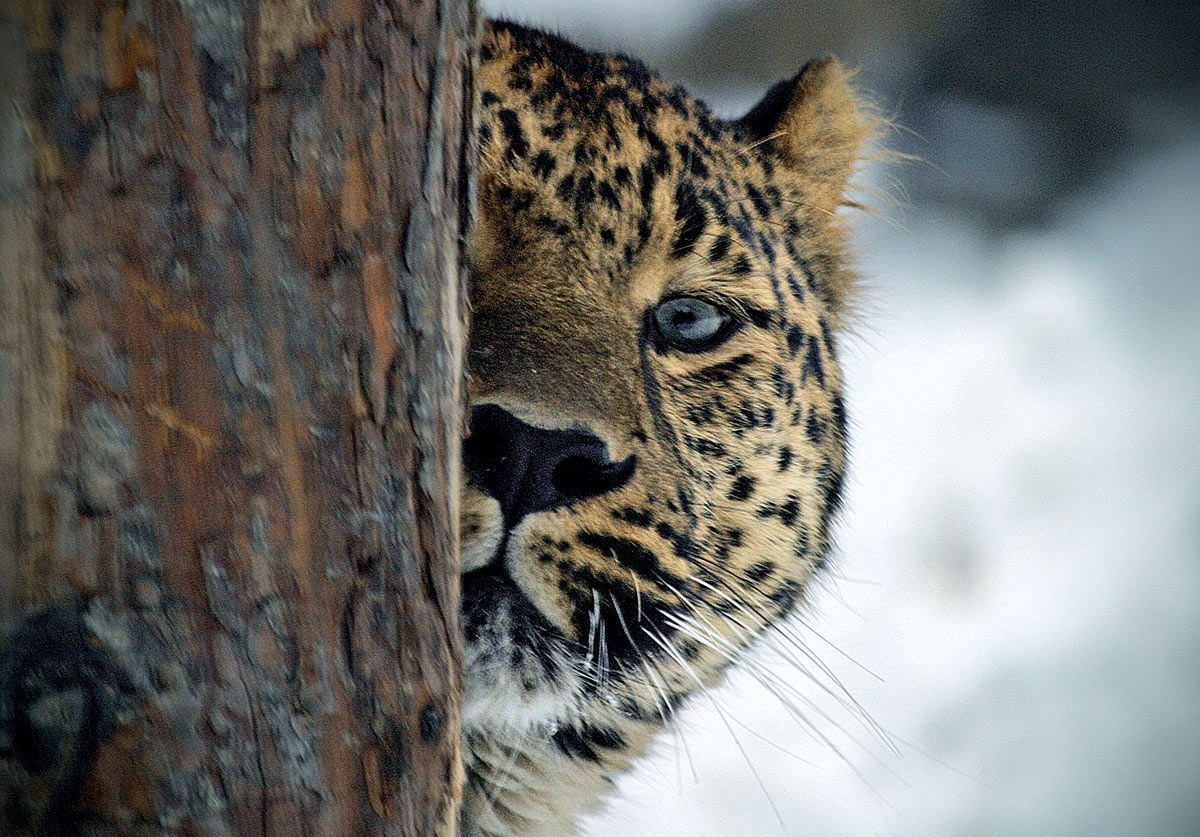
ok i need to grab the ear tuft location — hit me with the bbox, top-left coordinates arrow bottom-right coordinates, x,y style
736,57 -> 867,208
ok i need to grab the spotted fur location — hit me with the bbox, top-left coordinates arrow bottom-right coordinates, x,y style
461,21 -> 871,835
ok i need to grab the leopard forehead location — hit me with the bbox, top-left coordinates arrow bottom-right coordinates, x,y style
465,19 -> 855,710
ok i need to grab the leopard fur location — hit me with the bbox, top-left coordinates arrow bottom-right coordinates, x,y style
461,21 -> 871,835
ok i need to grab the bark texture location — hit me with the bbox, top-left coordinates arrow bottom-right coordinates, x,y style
0,1 -> 476,833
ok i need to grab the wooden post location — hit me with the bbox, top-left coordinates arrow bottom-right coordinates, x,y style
0,1 -> 476,833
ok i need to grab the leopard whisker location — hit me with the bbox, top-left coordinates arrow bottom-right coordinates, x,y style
683,570 -> 895,751
606,590 -> 699,783
640,623 -> 789,832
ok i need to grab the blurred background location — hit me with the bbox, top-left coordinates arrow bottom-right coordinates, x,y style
480,1 -> 1200,834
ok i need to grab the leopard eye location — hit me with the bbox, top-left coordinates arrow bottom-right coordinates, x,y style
652,296 -> 736,353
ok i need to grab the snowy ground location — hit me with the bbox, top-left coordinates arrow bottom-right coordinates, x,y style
480,3 -> 1200,834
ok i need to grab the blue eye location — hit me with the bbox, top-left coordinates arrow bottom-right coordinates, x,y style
652,297 -> 736,353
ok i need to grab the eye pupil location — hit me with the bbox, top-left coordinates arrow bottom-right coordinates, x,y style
653,297 -> 735,352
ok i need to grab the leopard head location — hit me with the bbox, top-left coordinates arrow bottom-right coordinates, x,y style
461,22 -> 870,824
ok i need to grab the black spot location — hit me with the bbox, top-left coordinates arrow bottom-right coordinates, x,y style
573,142 -> 595,165
665,85 -> 689,115
600,228 -> 616,246
786,325 -> 805,356
497,108 -> 529,158
703,189 -> 730,227
805,411 -> 826,445
552,724 -> 628,762
566,565 -> 677,666
779,498 -> 800,527
685,353 -> 756,384
614,165 -> 632,186
757,496 -> 801,527
575,173 -> 597,214
770,579 -> 802,612
686,436 -> 727,458
745,184 -> 771,218
777,445 -> 794,472
759,236 -> 776,266
496,184 -> 534,212
531,150 -> 557,178
831,393 -> 848,440
671,183 -> 707,257
730,402 -> 761,434
802,336 -> 826,387
638,161 -> 657,207
732,254 -> 753,276
770,368 -> 796,406
637,218 -> 652,246
729,475 -> 756,502
556,172 -> 576,202
823,463 -> 846,515
786,269 -> 806,302
598,181 -> 621,210
605,119 -> 622,150
533,214 -> 570,236
708,233 -> 731,262
639,124 -> 668,158
745,306 -> 774,329
820,317 -> 836,354
578,532 -> 663,581
745,561 -> 776,583
612,506 -> 655,527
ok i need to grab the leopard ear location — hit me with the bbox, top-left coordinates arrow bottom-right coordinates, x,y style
736,57 -> 866,209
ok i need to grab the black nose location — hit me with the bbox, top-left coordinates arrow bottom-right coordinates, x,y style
464,405 -> 636,526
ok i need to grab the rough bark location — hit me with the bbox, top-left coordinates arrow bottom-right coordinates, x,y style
0,1 -> 476,834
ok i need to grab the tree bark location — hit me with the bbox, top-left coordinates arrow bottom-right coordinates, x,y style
0,1 -> 476,834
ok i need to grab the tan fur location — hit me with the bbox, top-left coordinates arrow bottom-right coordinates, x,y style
461,21 -> 871,835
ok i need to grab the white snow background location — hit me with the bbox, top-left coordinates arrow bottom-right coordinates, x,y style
480,3 -> 1200,833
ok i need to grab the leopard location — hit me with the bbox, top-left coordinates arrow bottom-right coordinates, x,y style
461,20 -> 874,836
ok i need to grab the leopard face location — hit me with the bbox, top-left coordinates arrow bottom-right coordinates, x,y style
461,21 -> 871,834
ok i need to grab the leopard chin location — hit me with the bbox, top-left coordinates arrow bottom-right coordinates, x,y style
462,552 -> 586,735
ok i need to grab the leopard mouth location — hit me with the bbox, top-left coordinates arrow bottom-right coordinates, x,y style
461,557 -> 582,728
461,544 -> 566,650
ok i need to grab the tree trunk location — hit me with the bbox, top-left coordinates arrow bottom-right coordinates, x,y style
0,1 -> 476,834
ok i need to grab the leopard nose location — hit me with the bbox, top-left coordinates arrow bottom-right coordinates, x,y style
464,405 -> 636,527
